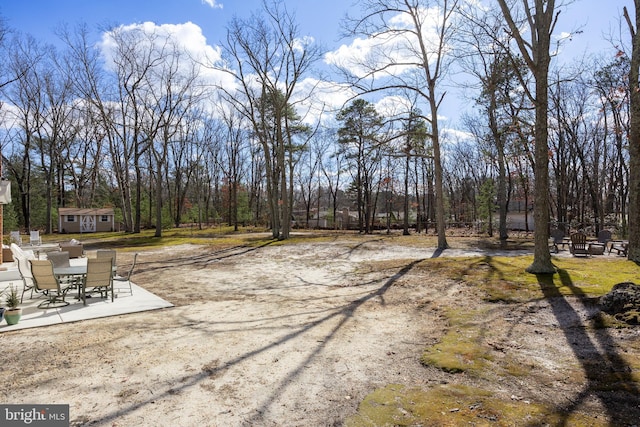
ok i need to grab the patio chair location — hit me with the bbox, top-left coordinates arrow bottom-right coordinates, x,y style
96,249 -> 117,263
9,243 -> 35,303
82,258 -> 114,305
30,259 -> 72,308
29,230 -> 42,246
589,230 -> 612,255
114,253 -> 138,296
10,243 -> 26,260
569,232 -> 590,257
47,250 -> 82,289
59,242 -> 84,258
597,230 -> 612,245
610,241 -> 629,256
96,249 -> 117,276
16,253 -> 37,303
10,231 -> 22,246
550,228 -> 566,253
47,251 -> 70,268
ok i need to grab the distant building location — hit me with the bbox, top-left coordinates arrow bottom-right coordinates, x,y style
58,208 -> 115,233
505,200 -> 535,231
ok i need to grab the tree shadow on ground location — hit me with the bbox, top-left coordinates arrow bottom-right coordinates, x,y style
535,269 -> 640,425
133,241 -> 277,275
79,257 -> 425,426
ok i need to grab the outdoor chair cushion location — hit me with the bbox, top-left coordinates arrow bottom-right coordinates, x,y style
59,243 -> 84,258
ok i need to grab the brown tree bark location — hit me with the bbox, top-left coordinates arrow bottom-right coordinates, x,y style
624,3 -> 640,262
497,0 -> 557,273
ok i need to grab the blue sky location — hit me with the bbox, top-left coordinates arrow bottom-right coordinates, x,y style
0,0 -> 627,54
0,0 -> 350,49
0,0 -> 634,125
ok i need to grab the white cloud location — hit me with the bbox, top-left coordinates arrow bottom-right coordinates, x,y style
100,21 -> 220,63
0,103 -> 21,133
325,6 -> 447,81
374,96 -> 413,118
293,35 -> 316,53
201,0 -> 223,9
325,35 -> 417,79
442,127 -> 474,143
291,77 -> 357,125
99,21 -> 235,91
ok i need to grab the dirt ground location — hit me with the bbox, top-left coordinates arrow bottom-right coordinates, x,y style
1,233 -> 639,426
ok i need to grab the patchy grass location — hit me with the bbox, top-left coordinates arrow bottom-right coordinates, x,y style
345,384 -> 605,427
354,250 -> 640,425
32,230 -> 640,424
45,227 -> 367,251
414,255 -> 638,301
48,226 -> 276,251
420,307 -> 494,374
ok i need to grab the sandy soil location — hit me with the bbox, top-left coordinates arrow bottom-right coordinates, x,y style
1,234 -> 639,426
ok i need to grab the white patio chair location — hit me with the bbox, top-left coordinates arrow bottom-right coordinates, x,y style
114,253 -> 138,296
15,252 -> 37,303
10,231 -> 22,245
29,230 -> 42,246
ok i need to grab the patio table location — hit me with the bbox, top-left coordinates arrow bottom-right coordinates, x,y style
53,265 -> 86,300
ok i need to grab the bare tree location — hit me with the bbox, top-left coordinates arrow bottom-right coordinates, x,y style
137,36 -> 203,237
400,109 -> 428,235
102,25 -> 172,233
217,0 -> 321,239
59,24 -> 138,232
338,0 -> 458,249
0,15 -> 12,91
199,117 -> 225,226
497,0 -> 559,273
457,6 -> 531,242
1,33 -> 47,231
35,50 -> 77,233
296,133 -> 323,228
592,55 -> 630,235
217,105 -> 249,231
319,127 -> 345,230
624,3 -> 640,262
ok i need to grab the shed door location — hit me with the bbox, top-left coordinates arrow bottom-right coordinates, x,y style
80,215 -> 96,233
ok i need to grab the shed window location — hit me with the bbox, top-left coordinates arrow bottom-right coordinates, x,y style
100,215 -> 109,222
66,215 -> 75,222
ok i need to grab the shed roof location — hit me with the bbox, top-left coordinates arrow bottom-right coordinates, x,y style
58,208 -> 114,215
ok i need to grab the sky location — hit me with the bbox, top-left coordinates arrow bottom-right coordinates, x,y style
0,0 -> 634,127
0,0 -> 351,51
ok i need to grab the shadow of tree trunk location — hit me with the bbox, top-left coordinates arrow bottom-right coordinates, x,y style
535,270 -> 640,425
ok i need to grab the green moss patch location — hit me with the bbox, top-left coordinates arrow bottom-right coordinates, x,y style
420,308 -> 493,374
345,384 -> 604,427
413,255 -> 639,302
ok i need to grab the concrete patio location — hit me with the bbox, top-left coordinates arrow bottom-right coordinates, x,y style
0,259 -> 173,332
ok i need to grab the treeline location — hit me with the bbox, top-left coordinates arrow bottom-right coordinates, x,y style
0,2 -> 631,246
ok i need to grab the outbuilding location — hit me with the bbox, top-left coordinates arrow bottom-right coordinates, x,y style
58,208 -> 115,233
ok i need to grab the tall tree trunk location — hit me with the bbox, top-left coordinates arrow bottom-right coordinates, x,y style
154,158 -> 163,238
134,142 -> 142,234
430,94 -> 449,249
498,0 -> 556,273
404,153 -> 410,235
526,67 -> 554,273
625,4 -> 640,262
